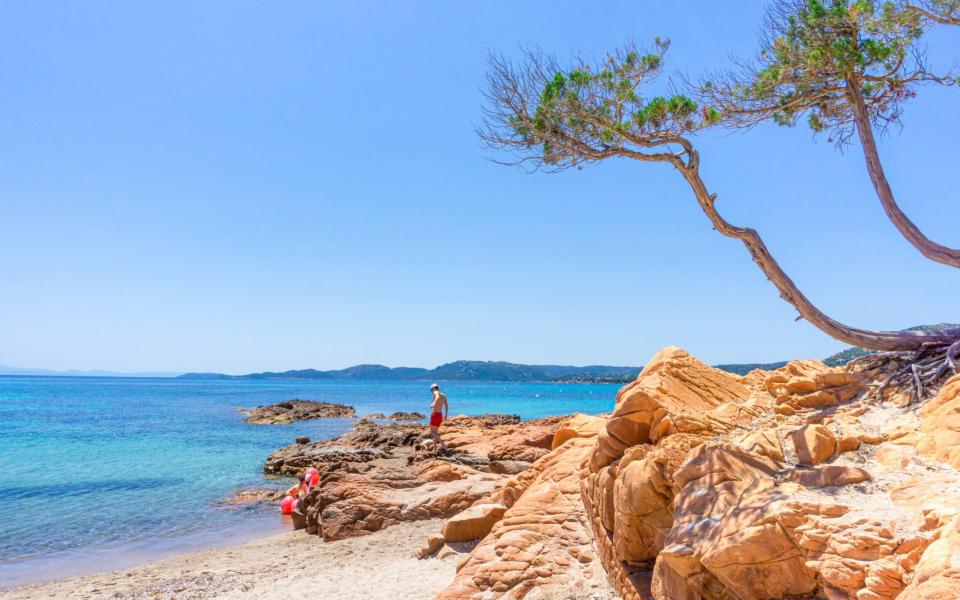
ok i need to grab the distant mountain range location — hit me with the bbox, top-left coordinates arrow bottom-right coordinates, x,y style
0,364 -> 180,378
8,323 -> 956,382
178,361 -> 644,383
712,361 -> 789,376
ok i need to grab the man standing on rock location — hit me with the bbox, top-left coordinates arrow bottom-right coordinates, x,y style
429,383 -> 448,453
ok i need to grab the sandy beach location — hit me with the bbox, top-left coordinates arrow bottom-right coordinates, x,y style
4,519 -> 469,600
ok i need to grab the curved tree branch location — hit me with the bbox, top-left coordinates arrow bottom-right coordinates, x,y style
669,147 -> 960,350
845,78 -> 960,268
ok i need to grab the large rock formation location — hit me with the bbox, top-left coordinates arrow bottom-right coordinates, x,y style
442,503 -> 507,543
255,350 -> 960,599
313,457 -> 502,540
243,399 -> 356,424
916,374 -> 960,469
579,347 -> 960,600
265,414 -> 562,541
589,347 -> 757,472
435,417 -> 613,599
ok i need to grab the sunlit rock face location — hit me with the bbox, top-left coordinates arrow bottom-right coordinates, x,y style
273,414 -> 563,542
373,349 -> 960,599
578,347 -> 960,600
589,347 -> 755,473
434,417 -> 612,600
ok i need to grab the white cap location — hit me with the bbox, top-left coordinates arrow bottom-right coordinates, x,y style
431,383 -> 439,390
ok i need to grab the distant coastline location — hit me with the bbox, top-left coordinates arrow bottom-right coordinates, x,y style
9,325 -> 956,383
177,360 -> 644,384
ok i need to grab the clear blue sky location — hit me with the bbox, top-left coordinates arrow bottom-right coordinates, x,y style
1,2 -> 958,374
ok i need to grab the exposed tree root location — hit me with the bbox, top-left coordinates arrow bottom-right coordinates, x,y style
850,339 -> 960,403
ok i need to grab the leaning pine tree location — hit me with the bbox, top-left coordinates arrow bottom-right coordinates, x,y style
479,40 -> 960,399
696,0 -> 960,268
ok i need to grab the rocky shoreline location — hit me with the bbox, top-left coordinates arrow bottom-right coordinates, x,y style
263,413 -> 558,541
9,345 -> 960,599
261,345 -> 960,599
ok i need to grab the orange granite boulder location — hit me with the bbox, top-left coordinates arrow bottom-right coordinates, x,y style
277,416 -> 575,542
658,444 -> 819,600
790,423 -> 837,466
611,443 -> 687,563
590,347 -> 753,471
577,347 -> 956,600
761,360 -> 865,414
442,503 -> 508,543
733,427 -> 786,463
916,374 -> 960,469
900,515 -> 960,599
552,413 -> 606,449
317,459 -> 503,541
436,436 -> 609,599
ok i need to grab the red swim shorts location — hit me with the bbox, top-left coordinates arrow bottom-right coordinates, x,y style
430,412 -> 443,427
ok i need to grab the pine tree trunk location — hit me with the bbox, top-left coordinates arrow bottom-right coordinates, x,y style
672,151 -> 960,352
846,78 -> 960,269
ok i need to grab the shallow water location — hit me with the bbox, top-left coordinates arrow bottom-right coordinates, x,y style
0,376 -> 617,587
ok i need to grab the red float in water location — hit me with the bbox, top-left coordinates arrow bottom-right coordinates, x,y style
310,472 -> 320,486
280,495 -> 295,515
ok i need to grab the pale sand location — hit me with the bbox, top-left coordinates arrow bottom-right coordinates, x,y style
4,519 -> 466,600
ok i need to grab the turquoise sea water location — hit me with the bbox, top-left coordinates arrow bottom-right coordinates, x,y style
0,376 -> 617,588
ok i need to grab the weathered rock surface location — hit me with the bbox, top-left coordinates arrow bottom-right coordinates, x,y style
436,432 -> 611,599
590,346 -> 755,472
790,423 -> 837,466
264,444 -> 384,476
442,503 -> 507,543
316,457 -> 501,541
916,374 -> 960,469
243,400 -> 356,424
488,460 -> 533,475
438,416 -> 559,464
552,413 -> 606,449
900,514 -> 960,599
253,348 -> 960,599
762,359 -> 865,415
579,346 -> 960,600
264,414 -> 568,543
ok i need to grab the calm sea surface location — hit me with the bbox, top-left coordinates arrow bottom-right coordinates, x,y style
0,376 -> 617,587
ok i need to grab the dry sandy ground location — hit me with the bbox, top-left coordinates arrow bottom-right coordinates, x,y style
4,520 -> 466,600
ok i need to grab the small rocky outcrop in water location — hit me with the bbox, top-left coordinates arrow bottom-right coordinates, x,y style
387,411 -> 426,421
219,487 -> 284,506
242,400 -> 356,424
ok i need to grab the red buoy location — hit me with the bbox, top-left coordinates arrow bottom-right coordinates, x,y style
280,495 -> 295,515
